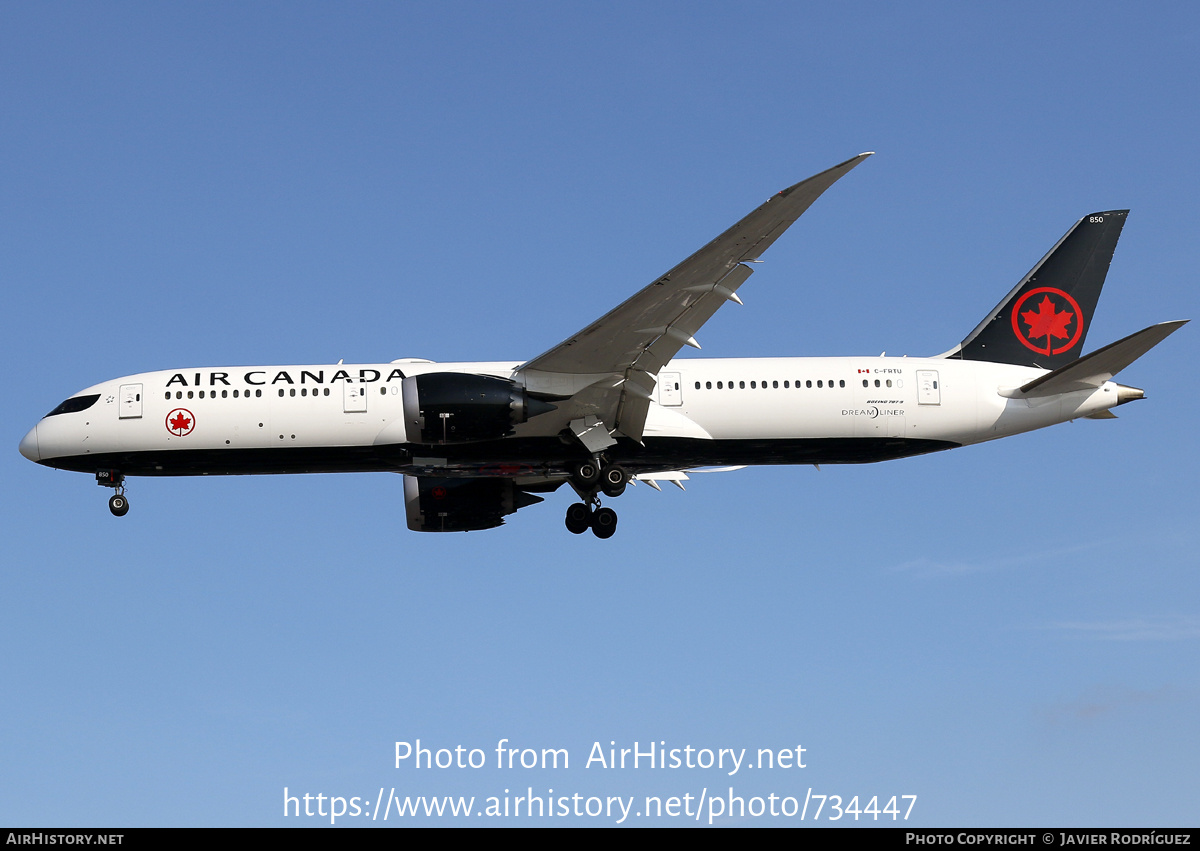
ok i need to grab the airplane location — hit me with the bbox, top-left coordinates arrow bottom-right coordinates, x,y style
19,153 -> 1187,538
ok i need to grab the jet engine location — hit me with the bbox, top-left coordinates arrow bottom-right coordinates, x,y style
403,475 -> 544,532
400,373 -> 555,444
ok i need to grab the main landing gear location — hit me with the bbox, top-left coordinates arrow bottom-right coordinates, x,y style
564,500 -> 619,539
97,470 -> 129,517
564,459 -> 628,539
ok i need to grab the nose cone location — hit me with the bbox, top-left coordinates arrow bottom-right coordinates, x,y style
19,425 -> 39,462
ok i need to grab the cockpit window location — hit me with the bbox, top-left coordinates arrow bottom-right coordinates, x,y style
45,394 -> 100,418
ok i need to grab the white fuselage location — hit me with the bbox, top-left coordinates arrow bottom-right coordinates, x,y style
22,355 -> 1121,477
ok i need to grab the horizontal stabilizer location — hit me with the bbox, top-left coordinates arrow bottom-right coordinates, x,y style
1006,320 -> 1187,398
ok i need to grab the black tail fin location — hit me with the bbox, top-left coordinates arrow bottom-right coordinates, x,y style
948,210 -> 1128,369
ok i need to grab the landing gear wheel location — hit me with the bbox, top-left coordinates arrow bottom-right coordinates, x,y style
600,464 -> 628,497
565,502 -> 592,534
591,506 -> 618,539
572,459 -> 600,487
97,471 -> 127,516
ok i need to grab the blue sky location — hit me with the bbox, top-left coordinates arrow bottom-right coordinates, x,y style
2,2 -> 1197,826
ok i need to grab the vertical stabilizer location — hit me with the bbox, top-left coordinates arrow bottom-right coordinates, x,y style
949,210 -> 1127,369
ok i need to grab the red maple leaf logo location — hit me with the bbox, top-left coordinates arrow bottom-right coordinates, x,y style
1020,295 -> 1074,354
169,412 -> 192,433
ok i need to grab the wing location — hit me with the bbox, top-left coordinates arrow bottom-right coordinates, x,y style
517,153 -> 873,444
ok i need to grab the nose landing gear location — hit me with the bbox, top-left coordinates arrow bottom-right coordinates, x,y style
564,459 -> 629,538
97,470 -> 129,517
108,493 -> 129,517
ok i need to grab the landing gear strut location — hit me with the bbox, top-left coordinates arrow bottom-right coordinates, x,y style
97,470 -> 129,517
564,458 -> 629,538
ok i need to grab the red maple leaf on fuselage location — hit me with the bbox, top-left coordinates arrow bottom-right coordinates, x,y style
169,412 -> 192,433
1020,295 -> 1074,353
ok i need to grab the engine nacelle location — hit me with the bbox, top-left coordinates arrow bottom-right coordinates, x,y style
404,475 -> 544,532
400,373 -> 554,444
